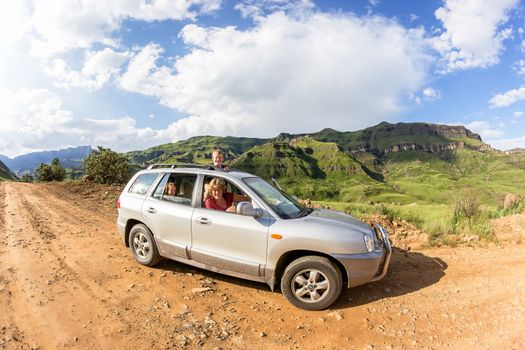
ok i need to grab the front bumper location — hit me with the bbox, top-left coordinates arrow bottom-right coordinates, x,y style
332,224 -> 392,288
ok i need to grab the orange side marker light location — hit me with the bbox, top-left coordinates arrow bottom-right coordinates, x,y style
271,234 -> 283,240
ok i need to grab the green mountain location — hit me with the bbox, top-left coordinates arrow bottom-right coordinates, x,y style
0,160 -> 17,181
124,121 -> 525,211
126,136 -> 269,165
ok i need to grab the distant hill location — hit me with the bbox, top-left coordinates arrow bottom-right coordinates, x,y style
0,159 -> 17,181
0,146 -> 92,176
126,136 -> 269,165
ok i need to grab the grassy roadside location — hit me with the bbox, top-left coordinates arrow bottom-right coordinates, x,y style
314,199 -> 524,247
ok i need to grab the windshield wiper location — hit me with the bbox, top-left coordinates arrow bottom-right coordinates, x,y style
298,207 -> 313,218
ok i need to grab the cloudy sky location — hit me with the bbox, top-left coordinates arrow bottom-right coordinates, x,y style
1,0 -> 525,157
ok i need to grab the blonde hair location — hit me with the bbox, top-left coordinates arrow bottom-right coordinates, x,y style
204,178 -> 226,199
212,149 -> 224,157
165,182 -> 176,195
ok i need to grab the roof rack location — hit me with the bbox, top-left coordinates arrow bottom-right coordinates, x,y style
146,163 -> 228,171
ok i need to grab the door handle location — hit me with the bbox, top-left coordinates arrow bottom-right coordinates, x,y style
196,217 -> 210,225
147,207 -> 157,214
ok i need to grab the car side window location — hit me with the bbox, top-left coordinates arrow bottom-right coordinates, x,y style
202,176 -> 250,212
128,173 -> 159,195
153,173 -> 196,206
152,173 -> 170,199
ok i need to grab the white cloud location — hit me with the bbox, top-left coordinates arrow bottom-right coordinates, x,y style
119,43 -> 173,96
119,12 -> 433,141
0,88 -> 73,156
408,13 -> 419,22
453,120 -> 524,149
409,87 -> 441,105
489,135 -> 525,150
489,87 -> 525,108
513,59 -> 525,77
422,87 -> 441,100
235,0 -> 315,19
464,120 -> 503,139
65,117 -> 171,153
513,111 -> 524,118
0,1 -> 32,45
433,0 -> 518,72
5,0 -> 222,58
44,48 -> 131,90
0,88 -> 170,157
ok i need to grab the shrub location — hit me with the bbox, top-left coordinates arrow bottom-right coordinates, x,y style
20,174 -> 34,183
35,158 -> 66,182
453,196 -> 480,230
83,146 -> 129,184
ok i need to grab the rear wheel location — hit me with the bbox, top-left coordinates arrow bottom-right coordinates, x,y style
281,256 -> 342,310
128,224 -> 161,266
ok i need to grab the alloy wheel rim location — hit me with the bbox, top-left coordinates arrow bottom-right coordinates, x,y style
133,232 -> 151,259
291,269 -> 330,303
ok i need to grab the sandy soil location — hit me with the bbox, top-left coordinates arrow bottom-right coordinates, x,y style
0,181 -> 524,350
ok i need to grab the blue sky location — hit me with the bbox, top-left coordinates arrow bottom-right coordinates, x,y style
1,0 -> 524,157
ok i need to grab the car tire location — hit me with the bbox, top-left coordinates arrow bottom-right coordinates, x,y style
129,224 -> 161,266
281,255 -> 342,311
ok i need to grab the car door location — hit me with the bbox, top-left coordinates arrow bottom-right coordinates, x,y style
190,175 -> 270,278
142,172 -> 196,259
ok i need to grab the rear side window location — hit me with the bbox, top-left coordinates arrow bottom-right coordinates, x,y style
128,173 -> 159,195
152,173 -> 197,206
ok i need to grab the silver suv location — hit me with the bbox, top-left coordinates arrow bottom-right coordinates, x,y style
117,165 -> 391,310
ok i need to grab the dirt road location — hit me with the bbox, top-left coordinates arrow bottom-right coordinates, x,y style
0,182 -> 524,350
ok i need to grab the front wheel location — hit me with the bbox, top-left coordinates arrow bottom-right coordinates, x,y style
128,224 -> 161,266
281,256 -> 342,310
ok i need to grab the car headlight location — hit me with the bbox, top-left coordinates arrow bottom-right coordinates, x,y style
364,231 -> 375,252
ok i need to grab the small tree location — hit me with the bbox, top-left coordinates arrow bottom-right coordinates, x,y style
50,158 -> 66,181
35,163 -> 53,181
35,158 -> 65,181
83,146 -> 129,184
453,196 -> 480,230
20,174 -> 34,183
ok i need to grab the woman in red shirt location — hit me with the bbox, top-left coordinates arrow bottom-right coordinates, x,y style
204,178 -> 249,212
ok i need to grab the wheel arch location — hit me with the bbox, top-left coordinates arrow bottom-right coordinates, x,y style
272,250 -> 348,291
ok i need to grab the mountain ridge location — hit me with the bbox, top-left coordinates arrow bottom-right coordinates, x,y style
0,146 -> 93,176
126,121 -> 488,166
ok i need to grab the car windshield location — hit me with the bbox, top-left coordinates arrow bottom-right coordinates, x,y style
243,177 -> 312,219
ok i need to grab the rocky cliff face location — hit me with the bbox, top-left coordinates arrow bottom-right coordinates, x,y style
503,148 -> 525,154
474,144 -> 492,152
365,122 -> 482,141
384,141 -> 465,154
348,141 -> 466,155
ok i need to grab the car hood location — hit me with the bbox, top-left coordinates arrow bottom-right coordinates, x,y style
302,208 -> 372,235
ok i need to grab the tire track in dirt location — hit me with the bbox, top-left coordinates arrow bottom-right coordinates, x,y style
3,183 -> 254,349
0,183 -> 34,350
0,183 -> 149,349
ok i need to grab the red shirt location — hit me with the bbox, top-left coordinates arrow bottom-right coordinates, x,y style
204,192 -> 234,211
